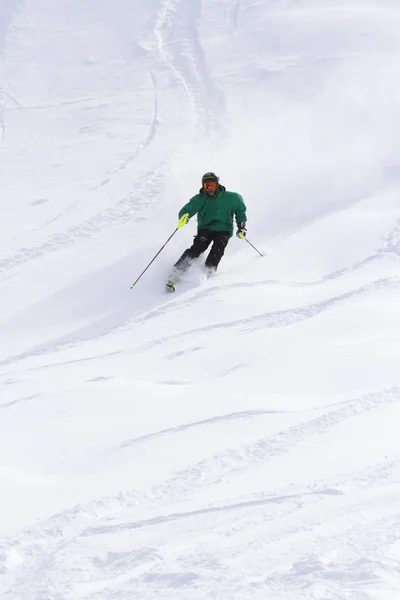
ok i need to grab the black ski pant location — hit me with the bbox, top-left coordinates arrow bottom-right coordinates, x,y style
174,228 -> 231,273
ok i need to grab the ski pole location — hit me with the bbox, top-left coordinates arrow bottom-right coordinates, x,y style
130,229 -> 178,289
130,214 -> 189,289
245,237 -> 264,257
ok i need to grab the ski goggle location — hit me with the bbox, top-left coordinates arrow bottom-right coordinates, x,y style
203,180 -> 217,190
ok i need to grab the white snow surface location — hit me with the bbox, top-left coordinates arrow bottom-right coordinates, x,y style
1,1 -> 400,598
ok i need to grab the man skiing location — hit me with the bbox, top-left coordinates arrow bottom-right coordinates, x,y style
167,172 -> 247,291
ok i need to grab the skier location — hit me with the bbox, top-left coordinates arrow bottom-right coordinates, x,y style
167,172 -> 247,291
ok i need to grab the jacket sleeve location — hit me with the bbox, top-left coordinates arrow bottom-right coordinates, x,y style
233,193 -> 247,226
178,194 -> 204,219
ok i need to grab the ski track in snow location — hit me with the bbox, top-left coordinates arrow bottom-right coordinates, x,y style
0,163 -> 166,280
226,0 -> 241,33
153,0 -> 226,136
140,387 -> 400,503
0,394 -> 40,410
382,218 -> 400,257
0,273 -> 398,370
0,1 -> 25,52
4,502 -> 400,600
90,70 -> 160,192
0,1 -> 32,142
23,76 -> 162,235
115,408 -> 285,450
133,274 -> 399,330
1,388 -> 399,598
1,91 -> 161,245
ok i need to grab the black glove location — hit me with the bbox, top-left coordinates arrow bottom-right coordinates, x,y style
236,223 -> 247,239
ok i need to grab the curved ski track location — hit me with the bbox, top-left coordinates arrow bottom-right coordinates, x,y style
153,0 -> 226,136
0,388 -> 399,599
0,274 -> 398,370
91,70 -> 160,191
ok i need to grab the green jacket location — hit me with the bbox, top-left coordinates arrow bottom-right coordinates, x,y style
178,185 -> 247,237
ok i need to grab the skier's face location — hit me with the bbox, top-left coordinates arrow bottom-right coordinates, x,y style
203,181 -> 217,195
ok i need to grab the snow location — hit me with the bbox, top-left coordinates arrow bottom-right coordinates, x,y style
1,1 -> 400,598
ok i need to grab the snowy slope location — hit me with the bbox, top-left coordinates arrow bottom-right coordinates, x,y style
1,1 -> 400,599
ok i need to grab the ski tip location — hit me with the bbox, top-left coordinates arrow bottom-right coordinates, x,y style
166,282 -> 175,292
130,284 -> 135,289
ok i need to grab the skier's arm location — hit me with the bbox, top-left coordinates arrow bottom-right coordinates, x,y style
233,194 -> 247,226
178,194 -> 204,219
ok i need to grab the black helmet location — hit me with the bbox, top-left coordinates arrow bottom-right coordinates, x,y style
202,172 -> 219,185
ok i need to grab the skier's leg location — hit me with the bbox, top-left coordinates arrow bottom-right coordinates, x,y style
173,229 -> 212,274
205,231 -> 230,271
